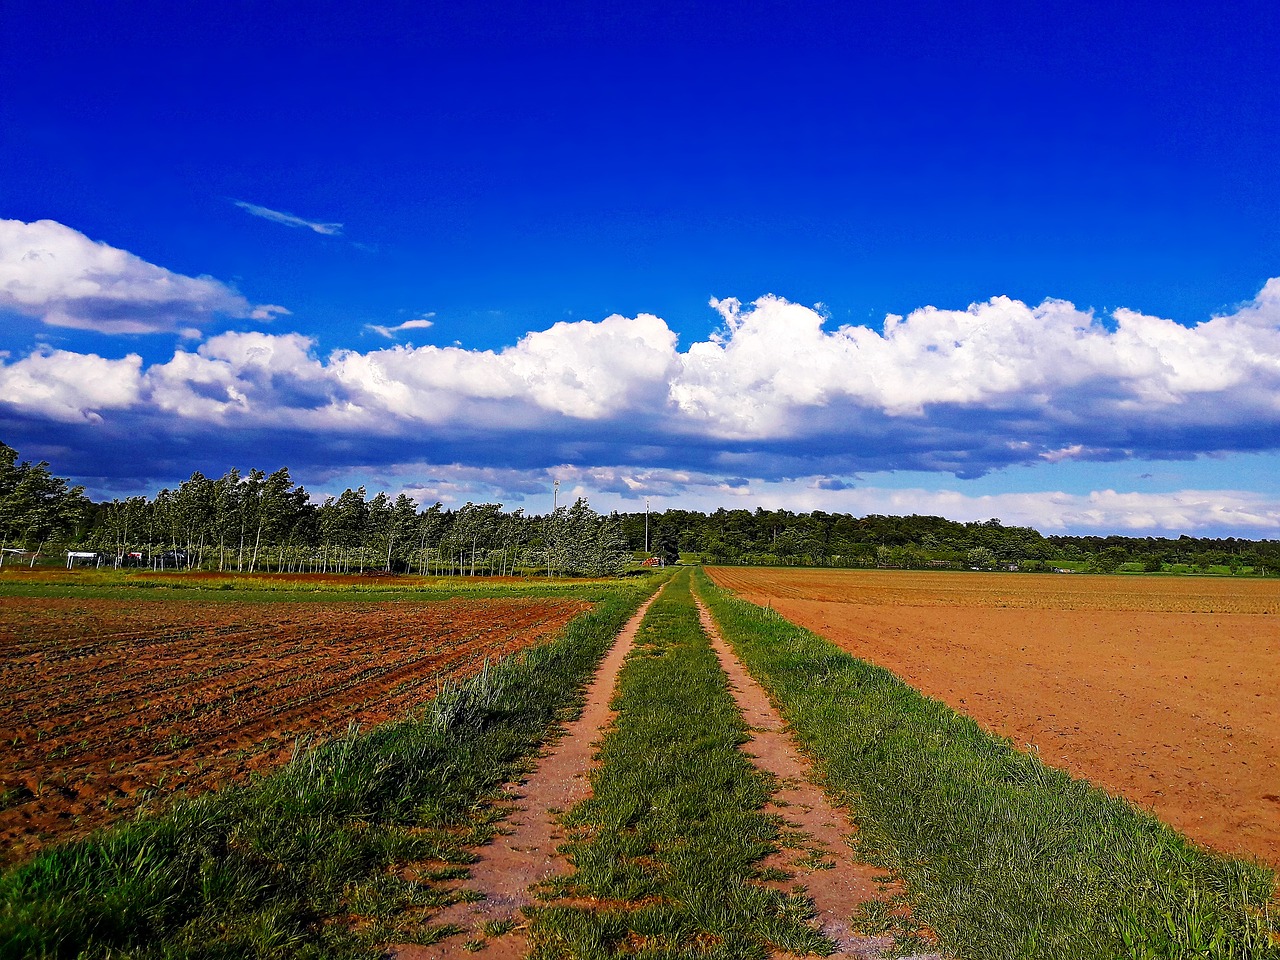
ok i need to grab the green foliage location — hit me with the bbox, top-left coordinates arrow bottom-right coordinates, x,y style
609,507 -> 1280,574
0,441 -> 89,562
651,519 -> 680,566
540,498 -> 632,576
967,546 -> 997,569
0,572 -> 642,606
695,570 -> 1280,960
1091,545 -> 1130,573
1,441 -> 641,577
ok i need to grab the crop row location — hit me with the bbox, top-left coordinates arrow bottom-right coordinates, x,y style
0,596 -> 587,860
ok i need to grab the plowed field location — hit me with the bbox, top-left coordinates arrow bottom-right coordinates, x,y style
708,567 -> 1280,867
0,596 -> 587,863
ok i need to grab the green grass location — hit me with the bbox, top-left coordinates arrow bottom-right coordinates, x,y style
530,570 -> 830,960
0,569 -> 638,604
0,576 -> 661,959
694,569 -> 1279,960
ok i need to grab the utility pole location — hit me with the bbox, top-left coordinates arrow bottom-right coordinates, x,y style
645,497 -> 650,554
548,479 -> 559,579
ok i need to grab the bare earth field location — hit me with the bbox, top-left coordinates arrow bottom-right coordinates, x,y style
0,595 -> 587,863
708,567 -> 1280,868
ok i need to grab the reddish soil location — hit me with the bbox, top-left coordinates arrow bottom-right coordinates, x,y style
0,596 -> 587,863
709,567 -> 1280,868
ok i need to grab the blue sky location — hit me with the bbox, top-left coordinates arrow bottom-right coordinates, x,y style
3,1 -> 1280,534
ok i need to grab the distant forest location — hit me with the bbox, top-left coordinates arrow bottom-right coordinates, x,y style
2,441 -> 1277,575
624,509 -> 1278,575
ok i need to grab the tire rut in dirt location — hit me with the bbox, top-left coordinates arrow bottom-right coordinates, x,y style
385,588 -> 665,960
694,594 -> 946,960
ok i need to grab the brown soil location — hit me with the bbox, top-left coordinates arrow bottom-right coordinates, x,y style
0,596 -> 587,863
388,589 -> 663,960
709,567 -> 1280,868
695,596 -> 943,959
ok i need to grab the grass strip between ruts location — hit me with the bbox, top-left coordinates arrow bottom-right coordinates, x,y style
0,576 -> 661,959
694,568 -> 1279,960
530,569 -> 831,960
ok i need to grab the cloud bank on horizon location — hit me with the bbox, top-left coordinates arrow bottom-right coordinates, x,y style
4,217 -> 1280,534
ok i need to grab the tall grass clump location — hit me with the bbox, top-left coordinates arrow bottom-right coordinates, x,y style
0,577 -> 660,959
532,570 -> 830,960
695,569 -> 1279,960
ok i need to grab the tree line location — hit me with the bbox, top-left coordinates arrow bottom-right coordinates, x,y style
3,440 -> 1278,575
615,507 -> 1280,575
0,443 -> 90,568
0,442 -> 629,576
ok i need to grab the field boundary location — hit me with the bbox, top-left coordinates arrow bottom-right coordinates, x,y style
695,568 -> 1279,960
528,570 -> 839,959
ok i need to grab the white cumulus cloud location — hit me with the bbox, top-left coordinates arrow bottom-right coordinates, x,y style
504,313 -> 679,418
671,287 -> 1280,435
0,219 -> 288,334
0,348 -> 144,422
320,312 -> 680,425
365,316 -> 436,339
